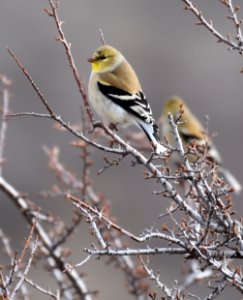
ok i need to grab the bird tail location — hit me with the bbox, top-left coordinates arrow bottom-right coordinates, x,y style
218,166 -> 242,194
139,122 -> 167,155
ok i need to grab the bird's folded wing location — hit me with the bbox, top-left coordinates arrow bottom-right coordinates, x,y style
97,81 -> 156,127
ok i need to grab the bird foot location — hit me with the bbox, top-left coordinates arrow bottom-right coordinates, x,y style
89,121 -> 102,134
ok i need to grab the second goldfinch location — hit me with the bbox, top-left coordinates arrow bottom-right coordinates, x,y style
88,45 -> 166,154
161,96 -> 241,193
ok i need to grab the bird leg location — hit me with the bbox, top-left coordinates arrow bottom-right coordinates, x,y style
89,120 -> 102,134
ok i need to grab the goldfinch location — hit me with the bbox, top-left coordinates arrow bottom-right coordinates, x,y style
88,45 -> 166,154
161,96 -> 241,193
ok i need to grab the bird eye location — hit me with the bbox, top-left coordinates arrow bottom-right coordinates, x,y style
98,55 -> 107,60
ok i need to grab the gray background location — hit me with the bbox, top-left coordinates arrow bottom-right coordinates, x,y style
1,1 -> 243,299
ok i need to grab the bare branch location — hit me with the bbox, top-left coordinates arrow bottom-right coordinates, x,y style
203,279 -> 227,300
0,88 -> 10,176
140,257 -> 174,298
68,194 -> 187,248
10,236 -> 39,300
226,0 -> 243,44
46,0 -> 94,125
181,0 -> 243,52
0,176 -> 93,300
99,29 -> 106,45
84,247 -> 186,256
24,277 -> 60,300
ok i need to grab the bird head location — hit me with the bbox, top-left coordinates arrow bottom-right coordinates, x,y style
88,45 -> 124,73
163,96 -> 186,120
163,96 -> 185,118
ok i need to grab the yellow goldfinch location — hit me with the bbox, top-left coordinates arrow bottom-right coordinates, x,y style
161,96 -> 241,193
88,45 -> 166,154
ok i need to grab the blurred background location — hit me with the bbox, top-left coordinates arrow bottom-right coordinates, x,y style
1,0 -> 243,299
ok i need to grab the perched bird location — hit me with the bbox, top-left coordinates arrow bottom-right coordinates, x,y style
88,45 -> 166,154
161,96 -> 241,193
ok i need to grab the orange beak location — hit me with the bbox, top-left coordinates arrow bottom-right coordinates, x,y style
88,57 -> 97,63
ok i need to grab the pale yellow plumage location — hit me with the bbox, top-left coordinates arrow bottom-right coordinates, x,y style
161,96 -> 212,164
88,45 -> 166,154
161,96 -> 241,193
98,60 -> 141,93
162,96 -> 209,148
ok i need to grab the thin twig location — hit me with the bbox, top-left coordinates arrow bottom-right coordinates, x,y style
181,0 -> 243,52
140,257 -> 174,299
68,194 -> 187,248
226,0 -> 243,45
46,0 -> 94,125
203,279 -> 227,300
99,29 -> 106,45
24,277 -> 60,300
0,88 -> 9,176
10,236 -> 39,300
0,176 -> 93,300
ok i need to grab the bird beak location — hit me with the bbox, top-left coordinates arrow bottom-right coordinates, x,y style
88,57 -> 97,63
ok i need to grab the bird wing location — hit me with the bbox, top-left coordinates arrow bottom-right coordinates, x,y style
179,129 -> 202,144
97,81 -> 157,128
179,126 -> 222,163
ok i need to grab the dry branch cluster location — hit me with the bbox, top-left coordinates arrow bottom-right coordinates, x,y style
0,1 -> 243,299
